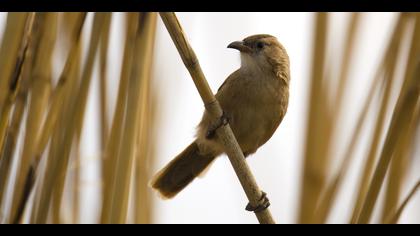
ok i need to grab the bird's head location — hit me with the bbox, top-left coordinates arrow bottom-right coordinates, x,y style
228,34 -> 290,83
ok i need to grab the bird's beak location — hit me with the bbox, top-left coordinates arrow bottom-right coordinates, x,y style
227,41 -> 252,54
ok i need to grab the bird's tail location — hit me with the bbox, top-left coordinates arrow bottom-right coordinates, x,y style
150,142 -> 215,199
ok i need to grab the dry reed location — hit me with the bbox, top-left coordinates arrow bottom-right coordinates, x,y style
159,12 -> 275,224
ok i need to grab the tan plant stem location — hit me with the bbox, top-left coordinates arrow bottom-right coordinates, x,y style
159,12 -> 275,224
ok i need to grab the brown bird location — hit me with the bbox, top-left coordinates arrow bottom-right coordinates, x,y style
150,34 -> 290,203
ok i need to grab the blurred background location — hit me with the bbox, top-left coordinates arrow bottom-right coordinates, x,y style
0,12 -> 419,224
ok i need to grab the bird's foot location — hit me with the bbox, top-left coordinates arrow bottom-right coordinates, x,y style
245,191 -> 270,213
206,111 -> 229,139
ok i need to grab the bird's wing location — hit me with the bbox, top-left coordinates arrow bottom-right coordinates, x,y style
217,69 -> 240,93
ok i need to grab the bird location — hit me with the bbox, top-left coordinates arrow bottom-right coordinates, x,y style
150,34 -> 290,209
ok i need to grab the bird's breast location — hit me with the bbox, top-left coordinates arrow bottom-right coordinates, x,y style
224,75 -> 289,155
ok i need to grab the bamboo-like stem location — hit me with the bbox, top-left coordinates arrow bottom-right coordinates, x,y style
100,13 -> 139,224
51,13 -> 111,224
381,133 -> 411,222
12,13 -> 57,224
0,12 -> 34,192
6,13 -> 47,224
315,64 -> 385,223
380,16 -> 420,223
350,14 -> 407,223
36,14 -> 86,222
0,84 -> 26,204
381,22 -> 420,220
134,106 -> 153,224
299,12 -> 329,224
35,13 -> 87,160
354,16 -> 406,223
0,13 -> 29,115
382,94 -> 420,223
356,16 -> 420,223
134,14 -> 157,224
32,12 -> 107,224
334,13 -> 360,109
63,13 -> 85,225
108,13 -> 157,224
98,13 -> 112,151
31,114 -> 61,223
0,13 -> 31,169
159,12 -> 275,224
0,44 -> 34,209
28,14 -> 86,224
314,13 -> 362,223
385,180 -> 420,224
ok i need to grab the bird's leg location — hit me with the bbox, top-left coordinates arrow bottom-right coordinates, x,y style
206,111 -> 229,139
245,191 -> 270,213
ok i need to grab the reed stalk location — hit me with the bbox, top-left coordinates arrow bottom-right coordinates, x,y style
0,14 -> 32,169
0,35 -> 34,209
100,12 -> 139,224
108,12 -> 157,224
350,14 -> 408,223
0,13 -> 28,123
134,15 -> 157,224
356,14 -> 420,224
28,14 -> 86,224
6,12 -> 48,224
31,12 -> 107,224
385,180 -> 420,224
99,13 -> 112,151
159,12 -> 275,224
299,12 -> 329,224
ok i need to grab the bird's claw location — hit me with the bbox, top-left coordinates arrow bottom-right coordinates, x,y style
245,191 -> 270,213
206,111 -> 229,139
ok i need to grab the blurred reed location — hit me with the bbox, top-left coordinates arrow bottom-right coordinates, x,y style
298,12 -> 420,224
0,12 -> 418,224
0,12 -> 157,224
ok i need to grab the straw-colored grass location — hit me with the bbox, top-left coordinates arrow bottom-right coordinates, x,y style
0,12 -> 418,224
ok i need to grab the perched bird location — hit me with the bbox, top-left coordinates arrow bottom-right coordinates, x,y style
150,34 -> 290,203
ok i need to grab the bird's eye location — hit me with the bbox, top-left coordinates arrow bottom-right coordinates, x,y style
256,42 -> 265,50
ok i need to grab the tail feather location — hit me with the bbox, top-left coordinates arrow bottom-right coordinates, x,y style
150,142 -> 215,199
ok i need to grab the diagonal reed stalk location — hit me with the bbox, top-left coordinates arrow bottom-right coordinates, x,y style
159,12 -> 275,224
299,12 -> 329,224
31,12 -> 107,224
382,38 -> 420,223
0,23 -> 35,210
33,13 -> 87,160
0,13 -> 31,164
98,13 -> 112,151
4,12 -> 45,224
28,13 -> 86,223
0,14 -> 29,154
380,17 -> 420,224
133,14 -> 157,224
107,13 -> 157,224
385,180 -> 420,224
100,12 -> 139,224
348,14 -> 410,224
356,14 -> 420,224
52,14 -> 112,224
62,13 -> 85,224
314,13 -> 362,223
380,110 -> 417,223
